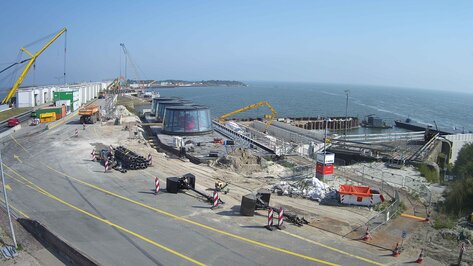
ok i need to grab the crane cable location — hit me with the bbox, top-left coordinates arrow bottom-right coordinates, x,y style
63,30 -> 67,84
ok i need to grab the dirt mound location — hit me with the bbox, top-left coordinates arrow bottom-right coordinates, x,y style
216,148 -> 266,175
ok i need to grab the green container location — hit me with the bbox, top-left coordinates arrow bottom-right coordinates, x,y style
54,91 -> 78,111
31,107 -> 63,117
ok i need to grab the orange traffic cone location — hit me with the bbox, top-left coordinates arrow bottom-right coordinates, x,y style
392,242 -> 401,257
362,226 -> 371,241
416,249 -> 424,264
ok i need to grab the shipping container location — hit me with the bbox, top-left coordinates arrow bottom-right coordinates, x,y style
39,112 -> 56,123
32,106 -> 66,118
53,90 -> 80,111
55,100 -> 71,113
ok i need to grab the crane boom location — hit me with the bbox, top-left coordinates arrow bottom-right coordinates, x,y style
2,27 -> 67,105
218,101 -> 277,131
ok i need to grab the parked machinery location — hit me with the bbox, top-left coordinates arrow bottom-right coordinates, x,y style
79,105 -> 101,124
240,189 -> 309,226
166,173 -> 225,205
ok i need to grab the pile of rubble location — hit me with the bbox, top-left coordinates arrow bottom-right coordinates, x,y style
272,177 -> 337,202
217,148 -> 268,175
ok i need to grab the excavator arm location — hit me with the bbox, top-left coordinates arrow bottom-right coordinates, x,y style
2,28 -> 67,105
218,101 -> 277,131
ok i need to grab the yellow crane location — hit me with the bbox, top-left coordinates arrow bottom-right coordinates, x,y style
218,101 -> 277,131
2,27 -> 67,105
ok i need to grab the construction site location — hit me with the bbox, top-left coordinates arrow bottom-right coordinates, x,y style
0,26 -> 472,266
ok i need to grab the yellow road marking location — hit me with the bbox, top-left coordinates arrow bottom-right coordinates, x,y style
13,155 -> 22,163
4,171 -> 205,266
10,135 -> 31,155
5,183 -> 12,190
280,231 -> 385,266
400,213 -> 426,221
48,111 -> 79,130
7,164 -> 338,265
9,125 -> 378,265
0,197 -> 30,219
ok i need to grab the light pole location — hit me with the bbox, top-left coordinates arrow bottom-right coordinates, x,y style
344,90 -> 350,147
1,151 -> 17,249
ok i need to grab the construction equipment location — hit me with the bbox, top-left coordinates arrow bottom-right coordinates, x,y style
120,43 -> 145,88
215,180 -> 229,194
79,105 -> 101,124
2,28 -> 67,105
218,101 -> 277,132
166,173 -> 225,205
240,189 -> 309,226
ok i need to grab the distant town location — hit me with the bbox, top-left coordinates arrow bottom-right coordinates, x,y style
128,79 -> 247,88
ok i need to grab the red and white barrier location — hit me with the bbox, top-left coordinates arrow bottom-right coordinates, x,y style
74,129 -> 79,137
104,160 -> 110,172
266,208 -> 274,231
277,207 -> 284,229
211,191 -> 219,209
148,153 -> 152,166
91,149 -> 96,161
109,145 -> 114,154
155,177 -> 160,194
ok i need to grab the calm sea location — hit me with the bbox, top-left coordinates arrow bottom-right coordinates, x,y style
151,81 -> 473,134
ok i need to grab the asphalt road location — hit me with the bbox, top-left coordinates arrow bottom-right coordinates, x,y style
0,98 -> 402,265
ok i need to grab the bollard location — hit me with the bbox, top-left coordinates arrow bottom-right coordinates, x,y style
74,129 -> 79,137
91,149 -> 96,161
148,153 -> 152,166
211,191 -> 219,209
266,208 -> 274,231
277,207 -> 285,230
155,177 -> 160,195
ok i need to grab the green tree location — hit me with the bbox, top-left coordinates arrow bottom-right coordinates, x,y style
453,143 -> 473,178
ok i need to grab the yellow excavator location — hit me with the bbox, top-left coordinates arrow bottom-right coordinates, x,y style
218,101 -> 277,131
1,28 -> 67,105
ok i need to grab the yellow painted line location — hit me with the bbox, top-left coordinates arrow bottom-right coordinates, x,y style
39,165 -> 338,265
280,231 -> 385,266
10,135 -> 31,155
6,164 -> 338,265
13,155 -> 22,163
48,111 -> 79,130
401,213 -> 426,221
4,171 -> 205,266
5,183 -> 11,190
0,196 -> 30,219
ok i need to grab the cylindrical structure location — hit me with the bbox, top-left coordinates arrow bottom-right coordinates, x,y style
157,100 -> 192,121
162,105 -> 213,135
240,194 -> 256,216
152,97 -> 180,116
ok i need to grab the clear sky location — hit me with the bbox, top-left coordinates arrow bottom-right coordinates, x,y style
1,0 -> 472,91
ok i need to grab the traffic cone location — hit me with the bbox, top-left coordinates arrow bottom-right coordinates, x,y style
425,210 -> 431,222
416,249 -> 424,264
362,226 -> 371,241
392,242 -> 401,257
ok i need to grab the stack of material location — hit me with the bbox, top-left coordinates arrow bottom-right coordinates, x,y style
114,146 -> 150,170
272,177 -> 336,202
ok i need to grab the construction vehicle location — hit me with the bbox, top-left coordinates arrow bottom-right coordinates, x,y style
2,28 -> 67,105
79,105 -> 101,124
218,101 -> 277,132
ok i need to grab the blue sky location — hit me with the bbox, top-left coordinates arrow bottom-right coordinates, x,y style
1,1 -> 472,91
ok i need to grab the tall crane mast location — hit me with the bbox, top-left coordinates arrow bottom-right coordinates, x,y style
2,28 -> 67,105
120,43 -> 143,88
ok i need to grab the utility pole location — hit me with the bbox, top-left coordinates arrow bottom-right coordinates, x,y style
344,90 -> 350,147
0,151 -> 17,249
